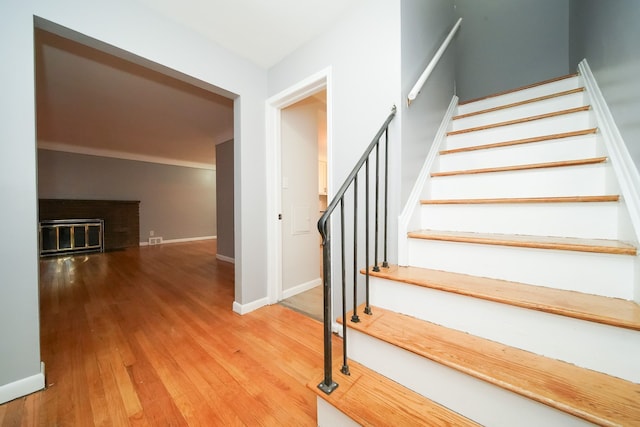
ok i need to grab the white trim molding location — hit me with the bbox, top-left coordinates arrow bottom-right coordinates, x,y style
282,278 -> 321,300
232,297 -> 269,315
216,254 -> 235,264
0,362 -> 45,404
579,58 -> 640,303
39,142 -> 216,171
397,95 -> 458,265
265,67 -> 332,305
579,59 -> 640,244
139,235 -> 216,246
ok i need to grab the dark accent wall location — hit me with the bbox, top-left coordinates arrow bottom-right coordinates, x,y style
400,0 -> 455,205
39,199 -> 140,250
454,0 -> 570,101
215,140 -> 234,260
569,0 -> 640,171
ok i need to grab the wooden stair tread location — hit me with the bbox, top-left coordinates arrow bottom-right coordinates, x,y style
431,157 -> 607,177
367,265 -> 640,331
447,106 -> 591,136
307,360 -> 480,427
420,195 -> 620,205
459,73 -> 579,106
345,305 -> 640,427
439,128 -> 598,155
454,88 -> 586,120
407,229 -> 637,256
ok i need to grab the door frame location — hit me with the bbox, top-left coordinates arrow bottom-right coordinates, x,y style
266,67 -> 332,305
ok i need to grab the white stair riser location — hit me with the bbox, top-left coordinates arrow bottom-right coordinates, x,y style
457,77 -> 582,116
445,111 -> 594,150
452,92 -> 587,131
370,277 -> 640,383
347,329 -> 592,427
430,164 -> 614,199
316,398 -> 360,427
438,135 -> 598,172
420,202 -> 621,240
406,238 -> 635,299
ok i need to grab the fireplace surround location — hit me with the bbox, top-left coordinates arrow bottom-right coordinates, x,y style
39,218 -> 104,256
39,199 -> 140,254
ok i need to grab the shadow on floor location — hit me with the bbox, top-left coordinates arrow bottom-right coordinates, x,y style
279,285 -> 323,322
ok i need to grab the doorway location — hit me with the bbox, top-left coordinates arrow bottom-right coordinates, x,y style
265,69 -> 331,320
278,91 -> 326,321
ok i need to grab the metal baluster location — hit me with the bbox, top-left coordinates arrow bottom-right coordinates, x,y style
372,141 -> 381,272
383,129 -> 389,268
339,198 -> 350,376
317,218 -> 337,394
351,175 -> 360,323
316,106 -> 396,395
364,159 -> 372,315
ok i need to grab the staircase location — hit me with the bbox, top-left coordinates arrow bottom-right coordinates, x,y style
309,73 -> 640,426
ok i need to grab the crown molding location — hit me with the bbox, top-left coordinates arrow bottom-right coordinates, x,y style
38,141 -> 216,171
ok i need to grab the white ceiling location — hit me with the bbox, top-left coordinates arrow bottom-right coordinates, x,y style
137,0 -> 363,69
36,1 -> 361,169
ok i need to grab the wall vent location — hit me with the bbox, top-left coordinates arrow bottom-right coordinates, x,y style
148,236 -> 163,245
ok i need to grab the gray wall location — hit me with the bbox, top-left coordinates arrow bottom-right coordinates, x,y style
569,0 -> 640,171
454,0 -> 570,101
400,0 -> 455,205
215,140 -> 234,260
38,149 -> 216,242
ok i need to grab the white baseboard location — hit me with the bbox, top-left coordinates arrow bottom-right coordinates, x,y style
216,253 -> 235,264
282,278 -> 321,300
398,95 -> 458,265
0,362 -> 45,404
139,235 -> 216,246
579,59 -> 640,245
232,297 -> 269,315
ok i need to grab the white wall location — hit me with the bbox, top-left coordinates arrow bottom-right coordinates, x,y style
267,0 -> 402,314
0,0 -> 267,400
454,0 -> 570,101
569,0 -> 640,172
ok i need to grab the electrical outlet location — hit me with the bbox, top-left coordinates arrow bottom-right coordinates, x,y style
150,230 -> 154,236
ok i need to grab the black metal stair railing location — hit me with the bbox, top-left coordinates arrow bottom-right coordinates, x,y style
317,105 -> 396,394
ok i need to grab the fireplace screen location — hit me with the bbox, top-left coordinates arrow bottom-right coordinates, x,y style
39,219 -> 104,256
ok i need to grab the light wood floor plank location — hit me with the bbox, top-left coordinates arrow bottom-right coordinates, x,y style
447,106 -> 591,136
459,73 -> 579,105
409,229 -> 638,255
1,241 -> 332,426
431,156 -> 607,177
346,305 -> 640,427
453,88 -> 586,120
368,265 -> 640,330
439,128 -> 598,155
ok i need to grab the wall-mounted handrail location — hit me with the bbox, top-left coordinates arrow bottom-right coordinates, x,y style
317,105 -> 397,395
407,17 -> 462,106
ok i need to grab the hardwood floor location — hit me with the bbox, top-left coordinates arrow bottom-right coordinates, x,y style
0,240 -> 336,426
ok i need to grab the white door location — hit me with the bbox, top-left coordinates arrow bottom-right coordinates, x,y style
280,96 -> 325,297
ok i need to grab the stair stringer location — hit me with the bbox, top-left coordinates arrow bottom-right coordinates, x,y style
398,95 -> 457,266
579,58 -> 640,302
